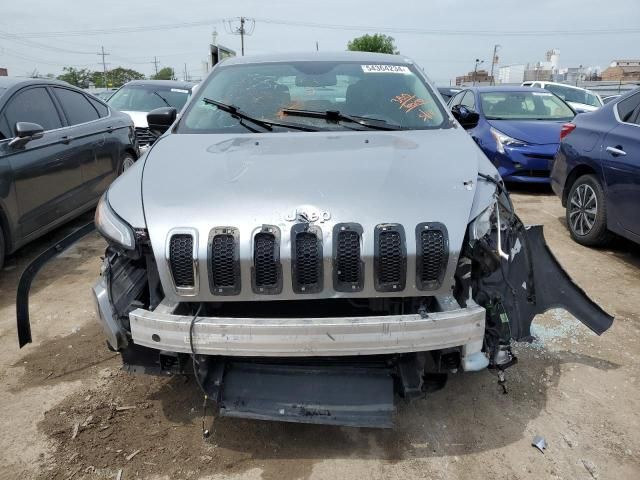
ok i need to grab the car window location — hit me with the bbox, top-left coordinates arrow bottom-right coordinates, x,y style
544,84 -> 601,107
460,91 -> 476,109
108,85 -> 191,112
4,87 -> 63,134
616,92 -> 640,123
89,97 -> 109,118
53,87 -> 100,125
181,61 -> 447,132
480,90 -> 575,120
450,91 -> 465,106
0,114 -> 10,140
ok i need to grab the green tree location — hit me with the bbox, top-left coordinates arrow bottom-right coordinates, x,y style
92,67 -> 145,88
151,67 -> 175,80
347,34 -> 399,54
57,67 -> 94,88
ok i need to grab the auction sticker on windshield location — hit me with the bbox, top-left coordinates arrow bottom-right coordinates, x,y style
361,65 -> 410,74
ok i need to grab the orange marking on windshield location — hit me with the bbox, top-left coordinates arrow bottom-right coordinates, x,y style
418,109 -> 434,121
391,93 -> 426,113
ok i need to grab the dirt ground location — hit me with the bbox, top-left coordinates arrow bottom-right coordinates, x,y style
1,187 -> 638,480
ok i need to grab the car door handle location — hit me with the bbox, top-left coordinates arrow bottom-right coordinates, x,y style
606,146 -> 626,156
61,135 -> 74,144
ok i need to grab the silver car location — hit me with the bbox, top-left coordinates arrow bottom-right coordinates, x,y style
18,52 -> 612,428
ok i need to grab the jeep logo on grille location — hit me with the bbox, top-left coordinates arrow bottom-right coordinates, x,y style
285,205 -> 331,223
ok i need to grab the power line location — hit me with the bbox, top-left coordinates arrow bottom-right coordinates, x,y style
255,18 -> 640,37
12,19 -> 223,38
1,47 -> 96,67
0,30 -> 95,54
12,17 -> 639,39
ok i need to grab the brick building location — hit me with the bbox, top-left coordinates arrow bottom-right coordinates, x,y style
601,60 -> 640,81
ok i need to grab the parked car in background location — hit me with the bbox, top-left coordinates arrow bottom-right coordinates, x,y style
0,77 -> 137,269
521,81 -> 602,113
437,86 -> 462,103
551,88 -> 640,246
602,95 -> 620,105
93,90 -> 117,101
17,53 -> 612,429
448,86 -> 575,183
107,80 -> 195,151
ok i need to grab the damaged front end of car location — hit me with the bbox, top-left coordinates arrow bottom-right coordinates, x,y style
459,175 -> 613,373
16,169 -> 613,429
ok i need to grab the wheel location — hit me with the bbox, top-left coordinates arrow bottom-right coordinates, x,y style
566,174 -> 612,246
120,153 -> 136,174
0,223 -> 5,270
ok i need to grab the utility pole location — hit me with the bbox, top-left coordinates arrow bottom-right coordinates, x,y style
489,44 -> 501,85
239,16 -> 245,56
224,17 -> 255,56
152,56 -> 160,76
316,41 -> 319,51
184,63 -> 188,81
98,46 -> 109,88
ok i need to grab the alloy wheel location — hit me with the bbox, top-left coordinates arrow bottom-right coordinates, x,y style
569,183 -> 598,236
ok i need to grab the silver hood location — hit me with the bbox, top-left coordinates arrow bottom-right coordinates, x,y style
140,129 -> 494,302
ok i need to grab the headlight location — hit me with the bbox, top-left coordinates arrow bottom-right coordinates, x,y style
95,192 -> 135,250
490,127 -> 527,154
470,202 -> 495,240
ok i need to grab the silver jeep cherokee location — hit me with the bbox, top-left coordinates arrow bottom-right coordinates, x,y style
18,52 -> 612,428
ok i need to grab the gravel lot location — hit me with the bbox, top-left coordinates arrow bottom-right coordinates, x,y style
0,186 -> 638,480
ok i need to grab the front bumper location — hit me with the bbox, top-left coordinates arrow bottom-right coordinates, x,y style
491,143 -> 559,183
115,298 -> 489,370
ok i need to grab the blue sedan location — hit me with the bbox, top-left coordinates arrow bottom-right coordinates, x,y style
551,88 -> 640,246
449,86 -> 576,183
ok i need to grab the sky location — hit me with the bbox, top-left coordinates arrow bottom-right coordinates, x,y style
1,0 -> 639,85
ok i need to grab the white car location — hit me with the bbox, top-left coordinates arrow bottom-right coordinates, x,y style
522,81 -> 602,113
107,80 -> 196,151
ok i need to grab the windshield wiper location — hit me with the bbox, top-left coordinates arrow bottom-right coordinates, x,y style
280,109 -> 402,130
202,98 -> 322,132
152,91 -> 171,108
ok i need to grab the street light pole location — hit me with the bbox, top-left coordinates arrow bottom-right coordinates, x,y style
473,59 -> 484,86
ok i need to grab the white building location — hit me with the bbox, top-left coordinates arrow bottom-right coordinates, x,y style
498,64 -> 526,84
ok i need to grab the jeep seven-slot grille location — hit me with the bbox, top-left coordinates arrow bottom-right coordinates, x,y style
168,223 -> 449,295
169,234 -> 194,288
336,230 -> 361,284
254,232 -> 278,287
292,229 -> 322,293
419,229 -> 446,289
211,234 -> 237,289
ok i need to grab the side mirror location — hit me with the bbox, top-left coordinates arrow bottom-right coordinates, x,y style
147,107 -> 177,135
8,122 -> 44,149
451,105 -> 480,130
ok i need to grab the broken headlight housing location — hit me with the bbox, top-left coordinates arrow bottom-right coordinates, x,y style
95,192 -> 135,250
469,202 -> 495,241
490,127 -> 527,154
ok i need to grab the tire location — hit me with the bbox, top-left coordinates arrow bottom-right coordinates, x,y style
119,153 -> 136,174
565,174 -> 612,247
0,223 -> 4,270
